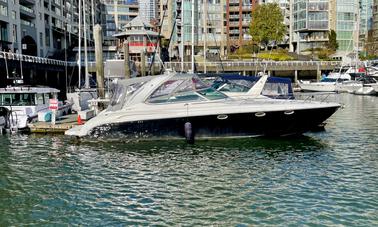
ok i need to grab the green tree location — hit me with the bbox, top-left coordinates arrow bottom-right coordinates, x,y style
249,3 -> 286,50
327,30 -> 338,51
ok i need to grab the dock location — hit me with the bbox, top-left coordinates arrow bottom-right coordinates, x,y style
28,114 -> 81,134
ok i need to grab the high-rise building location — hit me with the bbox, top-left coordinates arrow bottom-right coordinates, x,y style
291,0 -> 330,53
370,0 -> 378,55
335,0 -> 358,53
0,0 -> 99,58
226,0 -> 258,50
359,0 -> 373,53
159,0 -> 226,58
139,0 -> 158,22
101,0 -> 139,59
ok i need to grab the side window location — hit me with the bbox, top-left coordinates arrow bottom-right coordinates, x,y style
36,94 -> 44,105
44,93 -> 50,105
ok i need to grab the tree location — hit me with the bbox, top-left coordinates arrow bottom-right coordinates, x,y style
327,30 -> 338,51
249,3 -> 286,50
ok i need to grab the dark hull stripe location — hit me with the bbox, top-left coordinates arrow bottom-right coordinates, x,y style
90,107 -> 339,139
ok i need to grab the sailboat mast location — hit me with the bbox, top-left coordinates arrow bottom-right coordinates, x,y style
83,0 -> 90,89
203,0 -> 207,73
191,0 -> 195,73
78,0 -> 82,88
181,0 -> 184,72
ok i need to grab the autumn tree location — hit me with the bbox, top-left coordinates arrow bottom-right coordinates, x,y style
249,3 -> 286,50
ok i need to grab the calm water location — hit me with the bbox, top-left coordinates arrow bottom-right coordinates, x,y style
0,94 -> 377,226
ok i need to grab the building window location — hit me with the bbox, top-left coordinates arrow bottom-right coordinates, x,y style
0,5 -> 8,17
11,10 -> 16,19
12,24 -> 17,42
0,23 -> 8,42
39,32 -> 43,46
45,28 -> 50,47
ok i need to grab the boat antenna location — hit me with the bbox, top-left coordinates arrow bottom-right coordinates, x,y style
203,0 -> 207,73
190,0 -> 195,73
78,0 -> 82,89
83,0 -> 90,89
181,0 -> 185,72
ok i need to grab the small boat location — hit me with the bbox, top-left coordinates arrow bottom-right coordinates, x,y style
347,76 -> 378,95
66,72 -> 341,140
298,66 -> 363,92
0,86 -> 72,132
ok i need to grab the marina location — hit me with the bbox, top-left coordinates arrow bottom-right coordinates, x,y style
1,0 -> 378,224
0,93 -> 377,226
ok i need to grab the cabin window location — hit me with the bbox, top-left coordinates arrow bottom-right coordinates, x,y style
44,93 -> 50,104
36,94 -> 45,105
108,81 -> 146,111
0,93 -> 36,106
213,79 -> 255,92
147,76 -> 227,103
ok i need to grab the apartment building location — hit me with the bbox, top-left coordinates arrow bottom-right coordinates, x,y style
0,0 -> 99,58
359,0 -> 373,53
158,0 -> 226,58
291,0 -> 330,53
139,0 -> 158,22
335,0 -> 359,53
101,0 -> 139,59
226,0 -> 258,49
369,0 -> 378,55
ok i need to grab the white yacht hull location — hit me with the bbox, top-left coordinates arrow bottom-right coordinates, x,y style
298,81 -> 336,92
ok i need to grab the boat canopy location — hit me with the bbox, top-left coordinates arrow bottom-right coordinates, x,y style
147,74 -> 227,103
107,73 -> 228,111
213,75 -> 294,99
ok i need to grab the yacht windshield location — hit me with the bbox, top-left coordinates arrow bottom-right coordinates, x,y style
0,93 -> 36,106
148,76 -> 227,103
108,81 -> 146,111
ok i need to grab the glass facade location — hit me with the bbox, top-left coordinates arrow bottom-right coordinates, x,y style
292,0 -> 329,51
336,0 -> 358,51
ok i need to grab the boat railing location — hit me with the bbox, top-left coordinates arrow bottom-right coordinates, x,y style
295,92 -> 338,103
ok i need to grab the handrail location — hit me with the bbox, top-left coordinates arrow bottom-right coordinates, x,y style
0,51 -> 76,66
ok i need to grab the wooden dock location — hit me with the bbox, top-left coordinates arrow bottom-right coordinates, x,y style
28,114 -> 81,134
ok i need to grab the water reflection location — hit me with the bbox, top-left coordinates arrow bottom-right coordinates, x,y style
0,94 -> 377,226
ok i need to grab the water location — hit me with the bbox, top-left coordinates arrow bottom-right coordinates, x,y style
0,94 -> 377,226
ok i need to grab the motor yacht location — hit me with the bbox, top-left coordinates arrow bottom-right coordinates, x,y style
0,86 -> 71,132
298,66 -> 363,92
66,72 -> 341,140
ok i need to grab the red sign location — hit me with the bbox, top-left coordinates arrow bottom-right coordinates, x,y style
49,99 -> 58,110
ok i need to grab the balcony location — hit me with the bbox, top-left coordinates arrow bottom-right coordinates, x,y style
229,22 -> 239,27
242,6 -> 252,11
20,19 -> 35,27
19,0 -> 35,6
20,5 -> 36,18
229,6 -> 239,12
